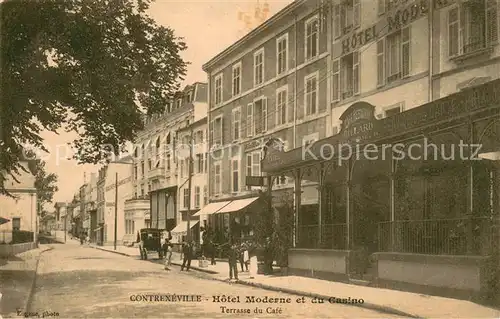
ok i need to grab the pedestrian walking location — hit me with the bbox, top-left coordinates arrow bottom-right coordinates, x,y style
180,241 -> 193,271
228,241 -> 239,281
239,241 -> 248,272
264,236 -> 273,275
162,238 -> 173,270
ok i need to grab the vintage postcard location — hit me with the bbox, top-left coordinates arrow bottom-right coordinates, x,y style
1,0 -> 500,318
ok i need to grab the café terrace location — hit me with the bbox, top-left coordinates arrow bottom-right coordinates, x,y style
261,79 -> 500,301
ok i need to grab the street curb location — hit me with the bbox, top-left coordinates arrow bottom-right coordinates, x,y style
227,279 -> 422,319
89,246 -> 220,275
87,246 -> 420,318
89,245 -> 133,258
170,261 -> 218,275
23,245 -> 54,313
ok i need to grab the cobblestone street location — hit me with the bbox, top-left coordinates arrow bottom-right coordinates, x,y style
27,244 -> 402,318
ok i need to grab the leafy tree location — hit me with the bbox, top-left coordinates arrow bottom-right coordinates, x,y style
25,150 -> 59,212
1,0 -> 187,196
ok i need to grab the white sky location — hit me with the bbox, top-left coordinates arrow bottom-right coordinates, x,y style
40,0 -> 292,208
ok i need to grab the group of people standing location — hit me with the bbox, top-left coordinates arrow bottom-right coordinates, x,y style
160,229 -> 275,281
226,240 -> 258,281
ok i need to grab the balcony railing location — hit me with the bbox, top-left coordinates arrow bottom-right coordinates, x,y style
463,36 -> 486,54
297,223 -> 348,250
148,167 -> 165,179
378,217 -> 496,256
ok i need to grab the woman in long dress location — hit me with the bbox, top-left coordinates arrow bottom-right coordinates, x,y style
248,241 -> 258,279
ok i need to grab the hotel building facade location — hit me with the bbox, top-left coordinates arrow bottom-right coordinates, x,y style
206,0 -> 500,302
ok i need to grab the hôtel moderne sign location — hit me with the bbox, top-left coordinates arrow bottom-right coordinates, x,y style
334,0 -> 454,58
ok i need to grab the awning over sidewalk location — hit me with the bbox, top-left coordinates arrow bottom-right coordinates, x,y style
192,201 -> 231,217
0,217 -> 10,225
216,197 -> 259,214
171,221 -> 199,234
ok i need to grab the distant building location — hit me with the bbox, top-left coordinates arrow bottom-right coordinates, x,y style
96,157 -> 134,246
0,161 -> 38,244
129,82 -> 208,240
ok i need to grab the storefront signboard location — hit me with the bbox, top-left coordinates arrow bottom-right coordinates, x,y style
246,176 -> 265,187
380,79 -> 500,136
262,79 -> 500,173
333,0 -> 453,58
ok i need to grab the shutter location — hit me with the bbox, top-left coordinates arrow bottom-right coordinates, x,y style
459,6 -> 465,55
209,120 -> 214,145
353,0 -> 361,28
376,38 -> 385,87
232,110 -> 236,140
332,59 -> 340,102
246,103 -> 253,137
262,97 -> 268,132
219,117 -> 223,145
378,0 -> 385,15
448,7 -> 460,57
246,153 -> 252,177
486,0 -> 499,45
401,26 -> 410,78
334,4 -> 341,38
353,51 -> 360,95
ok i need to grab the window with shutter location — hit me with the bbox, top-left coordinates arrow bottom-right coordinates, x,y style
334,4 -> 341,38
252,152 -> 261,176
214,74 -> 223,106
340,52 -> 359,99
253,98 -> 267,135
486,0 -> 499,45
262,98 -> 267,132
385,26 -> 411,83
353,0 -> 361,28
276,86 -> 288,126
254,48 -> 264,86
401,27 -> 410,78
305,15 -> 319,60
246,103 -> 253,137
353,51 -> 360,94
209,120 -> 214,146
448,2 -> 498,58
305,72 -> 319,116
232,63 -> 242,97
377,38 -> 385,86
232,107 -> 241,141
246,153 -> 252,190
448,7 -> 460,57
231,158 -> 239,193
332,59 -> 340,102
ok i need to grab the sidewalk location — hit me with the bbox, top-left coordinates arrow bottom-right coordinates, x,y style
88,244 -> 500,318
0,245 -> 52,317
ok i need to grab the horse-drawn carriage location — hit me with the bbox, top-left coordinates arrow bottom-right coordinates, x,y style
138,228 -> 170,260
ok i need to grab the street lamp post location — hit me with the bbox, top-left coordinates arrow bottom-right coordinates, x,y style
114,172 -> 118,250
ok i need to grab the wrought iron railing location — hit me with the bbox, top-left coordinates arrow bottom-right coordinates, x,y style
463,36 -> 486,54
297,223 -> 347,250
378,217 -> 495,256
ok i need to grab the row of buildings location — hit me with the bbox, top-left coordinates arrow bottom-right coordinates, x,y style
55,0 -> 500,302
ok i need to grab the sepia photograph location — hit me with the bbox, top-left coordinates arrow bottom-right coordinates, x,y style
1,0 -> 500,317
